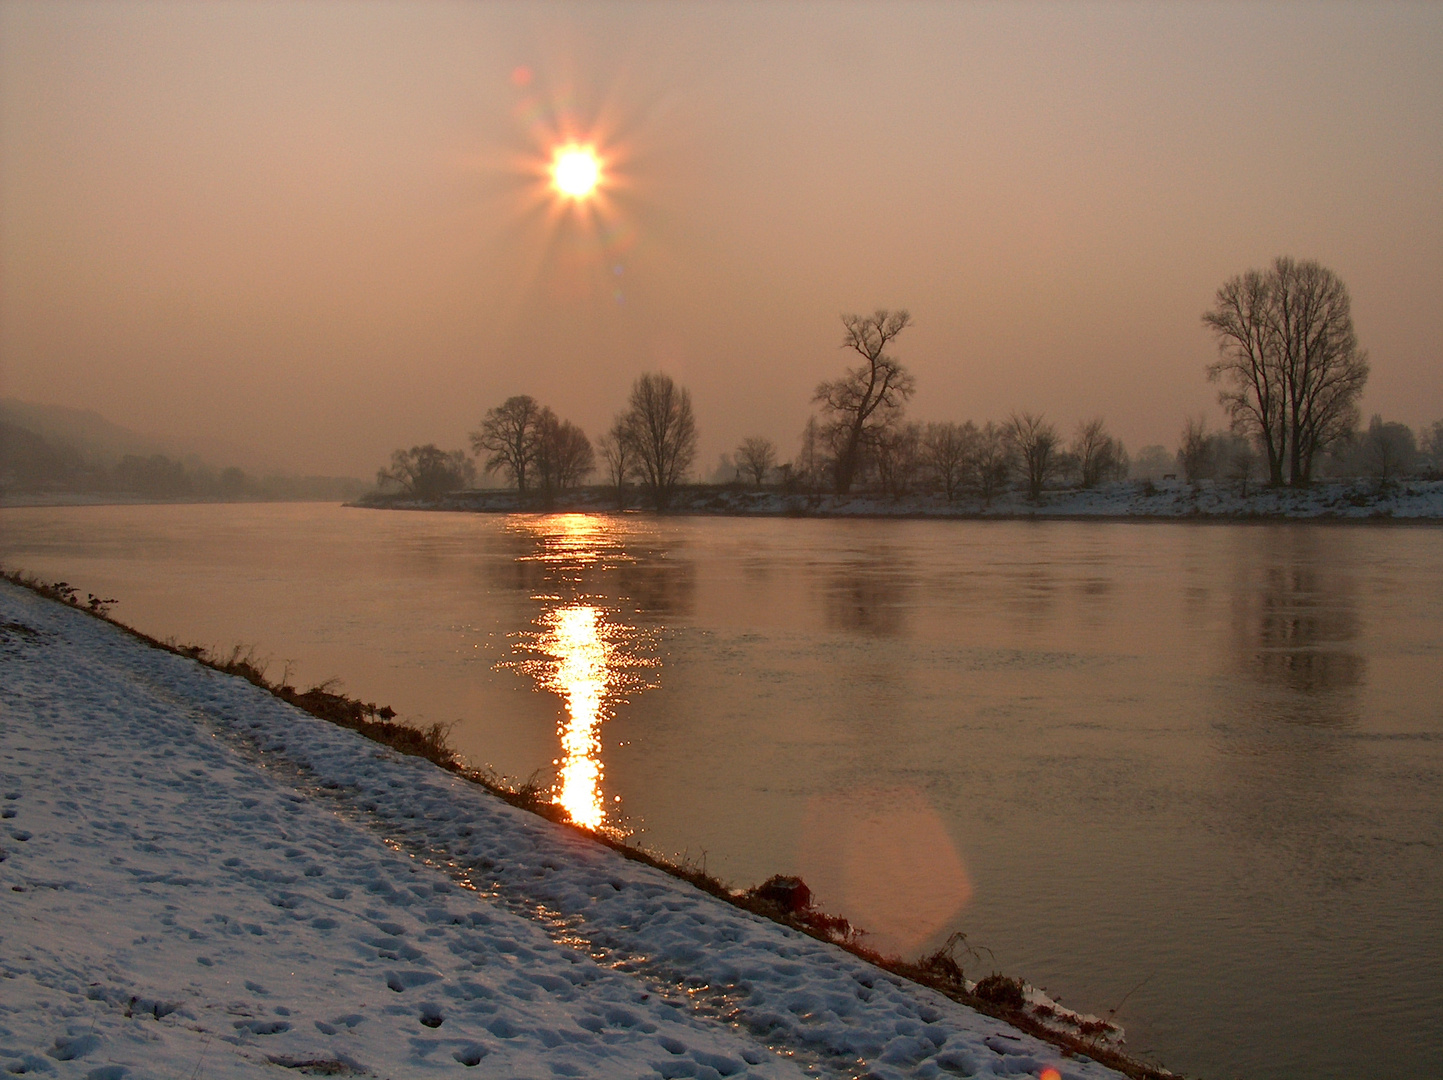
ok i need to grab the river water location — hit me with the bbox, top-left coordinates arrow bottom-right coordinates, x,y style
2,502 -> 1440,1080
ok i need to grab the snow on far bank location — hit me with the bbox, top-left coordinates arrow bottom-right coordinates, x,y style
361,478 -> 1443,521
0,582 -> 1128,1080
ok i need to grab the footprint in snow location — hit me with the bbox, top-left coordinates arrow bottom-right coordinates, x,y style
453,1045 -> 487,1067
233,1019 -> 291,1035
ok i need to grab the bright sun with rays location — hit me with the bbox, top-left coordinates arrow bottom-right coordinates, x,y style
550,144 -> 601,199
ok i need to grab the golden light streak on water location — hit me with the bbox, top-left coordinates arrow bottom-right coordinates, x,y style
548,605 -> 609,829
500,515 -> 660,831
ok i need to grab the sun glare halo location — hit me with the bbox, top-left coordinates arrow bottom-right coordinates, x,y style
551,145 -> 601,199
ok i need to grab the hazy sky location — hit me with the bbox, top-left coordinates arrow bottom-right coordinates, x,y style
2,1 -> 1440,477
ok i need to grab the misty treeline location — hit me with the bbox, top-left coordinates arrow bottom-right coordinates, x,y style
0,420 -> 362,501
379,256 -> 1443,507
380,372 -> 699,509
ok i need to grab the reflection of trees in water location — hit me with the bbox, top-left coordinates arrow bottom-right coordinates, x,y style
1000,564 -> 1059,623
1232,530 -> 1365,710
486,517 -> 696,618
821,549 -> 911,636
1210,530 -> 1370,879
1247,564 -> 1365,696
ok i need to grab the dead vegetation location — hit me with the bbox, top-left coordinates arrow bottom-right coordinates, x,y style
1,567 -> 1178,1079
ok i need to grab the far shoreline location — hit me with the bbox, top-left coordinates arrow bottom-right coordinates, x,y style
347,476 -> 1443,526
5,476 -> 1440,524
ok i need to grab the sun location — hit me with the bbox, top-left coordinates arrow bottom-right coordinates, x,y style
550,144 -> 601,200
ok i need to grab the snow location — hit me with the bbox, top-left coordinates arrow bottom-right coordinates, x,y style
0,581 -> 1127,1079
366,477 -> 1443,521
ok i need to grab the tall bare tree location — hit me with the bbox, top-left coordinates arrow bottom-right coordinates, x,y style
1204,257 -> 1368,486
1070,418 -> 1126,489
1005,412 -> 1060,500
814,309 -> 916,494
922,421 -> 978,501
471,395 -> 542,493
736,436 -> 777,487
618,372 -> 697,509
1276,259 -> 1369,483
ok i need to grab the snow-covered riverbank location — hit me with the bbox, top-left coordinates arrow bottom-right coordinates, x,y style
357,478 -> 1443,521
0,581 -> 1129,1079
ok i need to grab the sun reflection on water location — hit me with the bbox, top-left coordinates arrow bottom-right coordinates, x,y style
548,606 -> 609,827
518,602 -> 657,829
501,516 -> 659,830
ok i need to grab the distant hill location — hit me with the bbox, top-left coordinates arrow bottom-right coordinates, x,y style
0,399 -> 363,502
0,399 -> 169,465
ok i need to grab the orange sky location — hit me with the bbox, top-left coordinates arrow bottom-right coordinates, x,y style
2,1 -> 1439,476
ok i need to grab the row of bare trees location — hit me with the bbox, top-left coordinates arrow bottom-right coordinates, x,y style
749,410 -> 1124,502
471,395 -> 595,498
735,307 -> 1126,501
378,374 -> 699,509
379,254 -> 1385,505
470,375 -> 701,508
1176,413 -> 1443,488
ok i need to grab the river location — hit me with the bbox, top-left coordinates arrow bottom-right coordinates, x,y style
2,502 -> 1439,1079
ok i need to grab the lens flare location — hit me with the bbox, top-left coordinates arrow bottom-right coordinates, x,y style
551,144 -> 601,199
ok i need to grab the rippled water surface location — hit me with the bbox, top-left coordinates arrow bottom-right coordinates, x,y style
4,502 -> 1440,1079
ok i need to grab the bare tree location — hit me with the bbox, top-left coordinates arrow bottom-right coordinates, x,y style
376,445 -> 475,499
1177,416 -> 1216,484
814,310 -> 916,494
1278,259 -> 1369,483
1421,420 -> 1443,475
873,421 -> 922,499
533,409 -> 594,496
1070,418 -> 1127,489
618,372 -> 698,509
1204,257 -> 1369,486
736,436 -> 777,487
596,418 -> 632,506
1005,412 -> 1060,500
1203,269 -> 1280,483
922,421 -> 978,501
471,395 -> 542,493
1214,433 -> 1259,496
794,416 -> 830,493
1360,415 -> 1417,481
973,421 -> 1013,505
